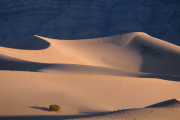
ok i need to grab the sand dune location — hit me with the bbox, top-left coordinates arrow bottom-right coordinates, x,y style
1,32 -> 180,75
0,71 -> 180,119
0,32 -> 180,119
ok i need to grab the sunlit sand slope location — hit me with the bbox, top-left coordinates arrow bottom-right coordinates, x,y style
0,71 -> 180,117
0,32 -> 180,75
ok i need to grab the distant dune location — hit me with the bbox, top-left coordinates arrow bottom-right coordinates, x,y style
0,32 -> 180,120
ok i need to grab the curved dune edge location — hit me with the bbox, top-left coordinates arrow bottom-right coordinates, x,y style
0,32 -> 180,75
146,99 -> 180,108
9,36 -> 50,50
35,32 -> 144,45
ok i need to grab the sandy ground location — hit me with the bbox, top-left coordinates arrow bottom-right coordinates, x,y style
0,32 -> 180,119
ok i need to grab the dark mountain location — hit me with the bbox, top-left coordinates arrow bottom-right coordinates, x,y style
0,0 -> 180,46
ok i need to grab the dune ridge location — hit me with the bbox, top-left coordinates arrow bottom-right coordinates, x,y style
0,32 -> 180,75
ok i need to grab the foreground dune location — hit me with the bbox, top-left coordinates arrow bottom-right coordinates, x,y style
0,32 -> 180,119
0,71 -> 180,119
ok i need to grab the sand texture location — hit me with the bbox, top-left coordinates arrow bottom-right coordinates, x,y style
0,32 -> 180,120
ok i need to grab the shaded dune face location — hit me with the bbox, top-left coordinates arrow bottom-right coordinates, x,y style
146,99 -> 180,108
0,32 -> 180,76
8,36 -> 50,50
127,35 -> 180,75
0,54 -> 49,71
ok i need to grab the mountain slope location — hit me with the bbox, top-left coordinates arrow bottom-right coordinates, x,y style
0,0 -> 180,46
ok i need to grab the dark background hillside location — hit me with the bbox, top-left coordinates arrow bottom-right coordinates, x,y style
0,0 -> 180,46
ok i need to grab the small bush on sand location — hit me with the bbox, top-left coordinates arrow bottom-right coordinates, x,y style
49,104 -> 60,112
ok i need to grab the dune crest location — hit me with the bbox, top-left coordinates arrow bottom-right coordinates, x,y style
0,32 -> 180,75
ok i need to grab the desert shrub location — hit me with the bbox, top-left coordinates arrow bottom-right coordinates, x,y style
49,104 -> 60,112
110,109 -> 121,112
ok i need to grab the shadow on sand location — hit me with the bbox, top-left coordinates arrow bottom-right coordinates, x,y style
0,54 -> 180,82
139,74 -> 180,82
30,106 -> 50,112
0,52 -> 180,82
8,36 -> 50,50
0,111 -> 111,120
145,99 -> 180,108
